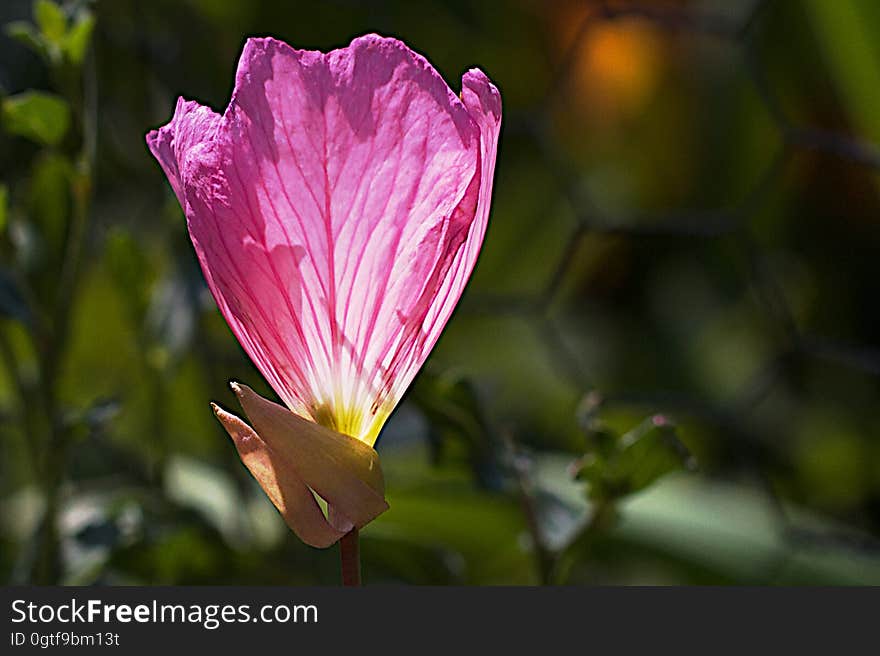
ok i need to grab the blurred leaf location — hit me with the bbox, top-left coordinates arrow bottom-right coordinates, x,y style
576,415 -> 694,500
375,450 -> 535,583
804,0 -> 880,143
28,153 -> 72,257
795,410 -> 871,510
614,475 -> 880,585
372,483 -> 533,584
361,534 -> 461,584
164,456 -> 242,544
105,229 -> 151,322
63,11 -> 94,65
577,393 -> 619,460
7,3 -> 92,68
4,21 -> 47,58
2,92 -> 71,147
34,0 -> 66,43
613,416 -> 695,493
413,371 -> 500,488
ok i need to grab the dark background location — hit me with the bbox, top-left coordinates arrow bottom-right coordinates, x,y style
1,0 -> 879,585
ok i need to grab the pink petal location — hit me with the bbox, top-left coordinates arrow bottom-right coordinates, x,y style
399,69 -> 503,405
146,98 -> 221,208
146,35 -> 501,444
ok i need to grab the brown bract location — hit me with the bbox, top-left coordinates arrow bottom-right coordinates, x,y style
212,383 -> 388,548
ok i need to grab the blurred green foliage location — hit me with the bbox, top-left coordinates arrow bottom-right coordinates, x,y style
1,0 -> 879,586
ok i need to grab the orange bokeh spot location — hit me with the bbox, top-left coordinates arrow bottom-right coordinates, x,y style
582,23 -> 663,110
553,4 -> 667,123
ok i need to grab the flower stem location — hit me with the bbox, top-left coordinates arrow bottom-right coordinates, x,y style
339,528 -> 361,586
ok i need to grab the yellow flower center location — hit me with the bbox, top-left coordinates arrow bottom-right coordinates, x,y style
310,401 -> 389,447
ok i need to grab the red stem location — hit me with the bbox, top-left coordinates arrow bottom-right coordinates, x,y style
340,528 -> 361,586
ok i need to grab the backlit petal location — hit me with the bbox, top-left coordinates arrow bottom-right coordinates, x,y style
147,35 -> 500,445
395,69 -> 502,405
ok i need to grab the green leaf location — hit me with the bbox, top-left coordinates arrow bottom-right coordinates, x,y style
616,475 -> 880,585
34,0 -> 67,43
576,392 -> 619,459
105,229 -> 151,322
575,415 -> 695,500
28,152 -> 72,255
612,416 -> 695,494
412,370 -> 498,486
371,461 -> 535,584
2,91 -> 71,146
63,11 -> 95,65
4,21 -> 48,58
804,0 -> 880,143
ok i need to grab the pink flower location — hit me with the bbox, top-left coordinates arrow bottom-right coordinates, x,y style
146,35 -> 501,547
